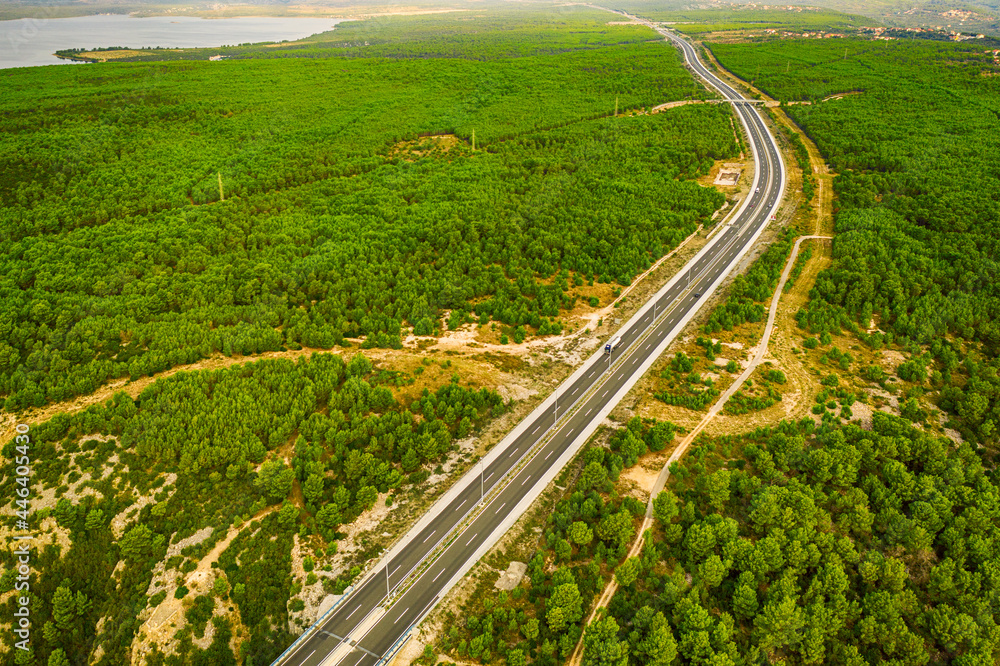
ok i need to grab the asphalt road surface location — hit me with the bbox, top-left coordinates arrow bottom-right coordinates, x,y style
277,26 -> 785,666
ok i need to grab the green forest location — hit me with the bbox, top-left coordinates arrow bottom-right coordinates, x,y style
709,36 -> 1000,446
587,414 -> 1000,664
0,7 -> 736,412
0,352 -> 505,665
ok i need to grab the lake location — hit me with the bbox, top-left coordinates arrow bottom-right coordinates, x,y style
0,15 -> 346,69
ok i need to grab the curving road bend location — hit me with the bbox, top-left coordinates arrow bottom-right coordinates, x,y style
275,26 -> 786,666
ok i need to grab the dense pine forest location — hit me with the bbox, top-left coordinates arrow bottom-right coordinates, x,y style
710,36 -> 1000,446
0,352 -> 504,665
0,7 -> 737,412
593,415 -> 1000,664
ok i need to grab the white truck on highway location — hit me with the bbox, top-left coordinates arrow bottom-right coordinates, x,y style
604,336 -> 622,354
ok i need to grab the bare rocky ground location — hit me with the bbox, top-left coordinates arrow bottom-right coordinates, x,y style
131,506 -> 279,663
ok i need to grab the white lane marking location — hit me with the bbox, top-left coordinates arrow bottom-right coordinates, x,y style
585,408 -> 592,416
353,654 -> 364,666
602,390 -> 609,397
532,425 -> 540,434
391,564 -> 401,574
545,450 -> 554,460
456,499 -> 467,511
345,604 -> 361,620
466,533 -> 477,546
422,530 -> 436,543
495,502 -> 506,514
395,606 -> 410,623
306,649 -> 316,662
433,569 -> 445,582
522,476 -> 530,485
509,449 -> 517,458
485,471 -> 494,481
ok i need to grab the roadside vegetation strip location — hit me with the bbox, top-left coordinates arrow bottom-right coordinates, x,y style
567,234 -> 831,666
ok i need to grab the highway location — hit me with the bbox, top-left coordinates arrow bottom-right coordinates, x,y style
275,25 -> 786,666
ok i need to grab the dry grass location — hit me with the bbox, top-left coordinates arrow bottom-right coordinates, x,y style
388,134 -> 465,160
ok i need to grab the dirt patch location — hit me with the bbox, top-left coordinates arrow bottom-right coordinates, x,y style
821,90 -> 863,102
131,506 -> 277,664
389,134 -> 464,160
112,472 -> 177,538
619,450 -> 671,502
650,99 -> 712,113
287,533 -> 343,633
389,636 -> 427,666
494,561 -> 528,591
881,349 -> 906,372
326,492 -> 399,579
712,166 -> 742,186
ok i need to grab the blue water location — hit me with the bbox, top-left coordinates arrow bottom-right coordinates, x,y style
1,14 -> 345,68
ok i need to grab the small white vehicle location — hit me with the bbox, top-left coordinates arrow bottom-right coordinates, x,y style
604,336 -> 622,354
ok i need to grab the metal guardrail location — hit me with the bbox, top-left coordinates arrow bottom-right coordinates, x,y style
375,625 -> 415,666
271,584 -> 354,666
